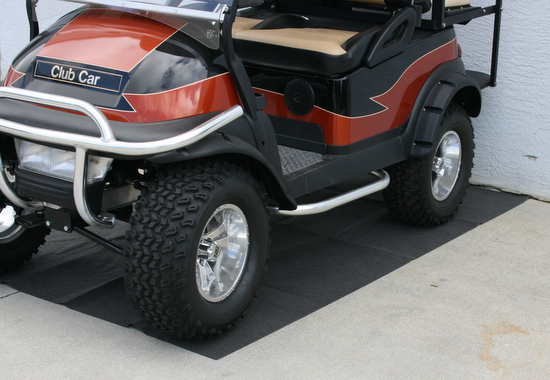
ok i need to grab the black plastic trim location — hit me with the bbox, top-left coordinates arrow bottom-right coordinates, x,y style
26,0 -> 39,40
15,168 -> 103,213
283,129 -> 406,198
409,60 -> 481,158
0,98 -> 214,143
366,7 -> 417,68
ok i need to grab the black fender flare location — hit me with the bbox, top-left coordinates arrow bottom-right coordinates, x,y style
409,69 -> 481,158
146,131 -> 297,209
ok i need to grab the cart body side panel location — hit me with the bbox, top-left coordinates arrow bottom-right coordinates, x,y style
249,30 -> 459,147
6,8 -> 241,124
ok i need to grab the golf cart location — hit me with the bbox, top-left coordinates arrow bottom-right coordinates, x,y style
0,0 -> 502,338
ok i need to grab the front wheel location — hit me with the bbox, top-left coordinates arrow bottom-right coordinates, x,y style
124,160 -> 269,339
383,103 -> 474,226
0,203 -> 49,272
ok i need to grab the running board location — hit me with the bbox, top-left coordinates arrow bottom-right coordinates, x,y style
270,170 -> 390,216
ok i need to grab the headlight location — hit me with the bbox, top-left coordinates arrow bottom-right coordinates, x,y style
15,140 -> 113,184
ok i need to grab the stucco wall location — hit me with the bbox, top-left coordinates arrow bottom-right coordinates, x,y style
0,0 -> 79,78
455,1 -> 550,201
1,1 -> 549,200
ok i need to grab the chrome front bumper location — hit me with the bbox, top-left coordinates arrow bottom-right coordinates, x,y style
0,87 -> 244,228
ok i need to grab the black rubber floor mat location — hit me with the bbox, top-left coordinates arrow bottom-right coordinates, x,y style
0,186 -> 528,359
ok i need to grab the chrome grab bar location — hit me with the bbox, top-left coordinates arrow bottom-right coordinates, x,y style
0,87 -> 244,228
0,86 -> 115,143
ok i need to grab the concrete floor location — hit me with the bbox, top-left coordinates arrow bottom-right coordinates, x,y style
0,198 -> 549,380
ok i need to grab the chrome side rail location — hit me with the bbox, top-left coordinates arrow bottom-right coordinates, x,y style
269,170 -> 390,216
0,87 -> 244,228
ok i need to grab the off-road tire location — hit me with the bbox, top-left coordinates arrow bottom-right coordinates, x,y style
0,205 -> 49,273
383,103 -> 474,226
124,160 -> 269,339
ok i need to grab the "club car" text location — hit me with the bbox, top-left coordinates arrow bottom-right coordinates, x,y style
51,65 -> 101,86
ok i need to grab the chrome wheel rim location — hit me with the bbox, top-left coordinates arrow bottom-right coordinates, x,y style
196,204 -> 249,303
432,131 -> 462,201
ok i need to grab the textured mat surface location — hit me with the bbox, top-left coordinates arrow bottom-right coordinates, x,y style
0,186 -> 527,359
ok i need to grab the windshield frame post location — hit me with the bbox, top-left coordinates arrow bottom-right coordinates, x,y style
220,2 -> 259,119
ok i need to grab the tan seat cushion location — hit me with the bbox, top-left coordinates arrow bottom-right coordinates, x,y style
233,17 -> 262,35
234,28 -> 358,56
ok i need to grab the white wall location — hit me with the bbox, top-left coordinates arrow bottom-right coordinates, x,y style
1,0 -> 550,200
0,0 -> 79,78
456,0 -> 550,201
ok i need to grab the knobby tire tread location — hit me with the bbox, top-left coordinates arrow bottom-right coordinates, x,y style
383,103 -> 474,227
125,160 -> 268,339
0,225 -> 49,273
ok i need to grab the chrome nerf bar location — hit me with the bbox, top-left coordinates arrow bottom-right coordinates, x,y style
0,87 -> 244,228
269,170 -> 390,216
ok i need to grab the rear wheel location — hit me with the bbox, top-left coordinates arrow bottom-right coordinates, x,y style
383,103 -> 474,226
125,160 -> 269,339
0,203 -> 49,272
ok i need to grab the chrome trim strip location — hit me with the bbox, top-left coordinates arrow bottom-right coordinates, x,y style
270,170 -> 390,216
0,87 -> 244,228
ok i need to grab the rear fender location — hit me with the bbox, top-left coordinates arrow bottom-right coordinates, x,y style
410,70 -> 481,158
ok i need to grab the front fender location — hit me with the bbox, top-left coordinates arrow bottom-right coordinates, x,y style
147,131 -> 296,209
